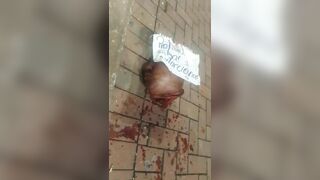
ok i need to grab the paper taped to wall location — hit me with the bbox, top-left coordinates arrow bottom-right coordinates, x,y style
152,34 -> 200,85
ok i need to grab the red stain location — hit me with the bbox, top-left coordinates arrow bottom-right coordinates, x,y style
181,137 -> 188,153
141,105 -> 150,116
190,144 -> 194,151
155,174 -> 161,180
156,156 -> 162,170
109,123 -> 139,141
127,97 -> 137,106
141,146 -> 146,161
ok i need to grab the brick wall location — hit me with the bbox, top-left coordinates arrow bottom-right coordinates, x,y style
109,0 -> 212,179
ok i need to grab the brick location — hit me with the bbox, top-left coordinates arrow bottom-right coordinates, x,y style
135,173 -> 162,180
125,30 -> 151,59
166,4 -> 186,29
109,112 -> 140,142
109,140 -> 137,169
132,1 -> 156,30
180,99 -> 199,121
138,122 -> 150,145
206,100 -> 211,126
200,84 -> 211,99
176,133 -> 189,174
120,47 -> 147,75
167,111 -> 189,133
168,97 -> 180,112
199,139 -> 211,157
188,155 -> 207,174
192,22 -> 199,45
155,20 -> 174,38
115,67 -> 145,97
184,24 -> 192,47
135,0 -> 158,17
135,145 -> 163,172
162,151 -> 176,180
206,126 -> 211,141
205,75 -> 211,89
199,175 -> 207,180
199,95 -> 206,110
207,158 -> 211,179
206,55 -> 212,77
177,5 -> 192,26
109,170 -> 133,180
190,89 -> 200,106
167,0 -> 177,9
141,100 -> 167,126
159,0 -> 168,11
189,120 -> 198,154
157,8 -> 176,33
199,108 -> 206,139
128,16 -> 153,43
110,88 -> 143,119
175,25 -> 185,45
186,0 -> 193,12
199,58 -> 206,85
149,126 -> 178,150
181,82 -> 191,101
177,175 -> 198,180
177,0 -> 186,10
199,20 -> 205,41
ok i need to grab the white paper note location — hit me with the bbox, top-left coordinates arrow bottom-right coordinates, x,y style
152,34 -> 200,85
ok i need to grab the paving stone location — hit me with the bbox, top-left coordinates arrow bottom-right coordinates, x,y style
199,139 -> 211,157
177,5 -> 192,26
109,112 -> 140,142
206,100 -> 211,126
166,110 -> 189,133
175,25 -> 185,45
199,95 -> 206,110
157,8 -> 176,33
135,145 -> 163,172
132,1 -> 156,30
149,126 -> 178,150
138,122 -> 150,145
141,101 -> 167,126
162,151 -> 176,180
180,99 -> 199,121
168,97 -> 180,112
115,67 -> 145,97
166,4 -> 186,29
206,126 -> 212,141
120,47 -> 147,75
188,155 -> 207,174
189,120 -> 198,154
190,89 -> 200,106
184,25 -> 192,48
125,30 -> 152,59
109,170 -> 133,180
181,82 -> 191,101
176,133 -> 189,174
135,0 -> 158,17
177,175 -> 199,180
199,175 -> 208,180
135,173 -> 162,180
128,16 -> 154,43
199,108 -> 207,139
155,20 -> 174,38
109,141 -> 137,169
110,88 -> 144,119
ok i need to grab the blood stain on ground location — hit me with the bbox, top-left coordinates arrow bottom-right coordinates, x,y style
109,122 -> 139,141
156,156 -> 162,171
